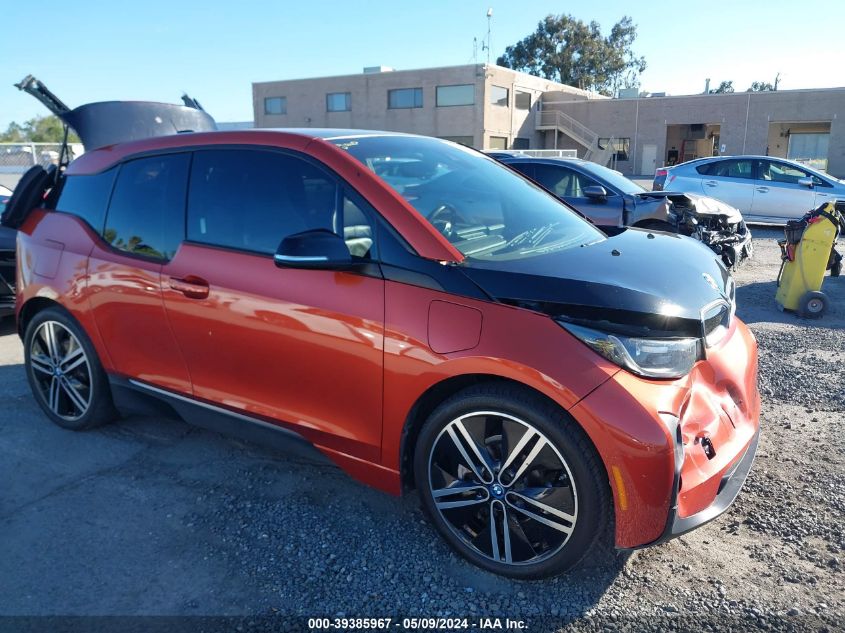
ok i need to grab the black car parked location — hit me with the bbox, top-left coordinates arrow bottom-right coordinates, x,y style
494,155 -> 753,267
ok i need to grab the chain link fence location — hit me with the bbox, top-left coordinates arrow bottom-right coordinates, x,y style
0,142 -> 85,190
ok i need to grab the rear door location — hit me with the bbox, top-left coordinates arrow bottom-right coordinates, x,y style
752,159 -> 819,220
161,147 -> 385,459
695,158 -> 756,214
86,153 -> 192,393
532,163 -> 624,226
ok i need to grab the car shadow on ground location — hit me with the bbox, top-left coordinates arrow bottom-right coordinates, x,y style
736,278 -> 844,328
0,358 -> 628,619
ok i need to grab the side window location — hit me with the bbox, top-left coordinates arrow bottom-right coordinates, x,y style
760,160 -> 810,184
187,149 -> 376,259
104,154 -> 189,261
534,165 -> 600,198
508,163 -> 534,180
706,159 -> 754,180
55,168 -> 117,232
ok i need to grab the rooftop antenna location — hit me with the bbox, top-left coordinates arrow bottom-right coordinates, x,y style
482,7 -> 493,65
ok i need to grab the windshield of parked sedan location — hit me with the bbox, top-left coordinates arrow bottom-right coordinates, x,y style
328,135 -> 604,260
577,162 -> 646,196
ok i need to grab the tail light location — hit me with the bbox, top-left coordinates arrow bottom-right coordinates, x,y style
655,168 -> 668,178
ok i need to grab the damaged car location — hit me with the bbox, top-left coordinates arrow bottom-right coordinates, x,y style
10,79 -> 760,579
494,156 -> 753,268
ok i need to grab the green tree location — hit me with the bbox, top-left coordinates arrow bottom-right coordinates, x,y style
0,115 -> 80,143
709,80 -> 735,94
496,14 -> 646,96
747,81 -> 775,92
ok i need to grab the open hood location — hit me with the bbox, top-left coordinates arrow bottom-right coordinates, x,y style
15,75 -> 216,150
61,101 -> 217,150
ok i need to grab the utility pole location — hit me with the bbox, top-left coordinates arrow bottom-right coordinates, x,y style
774,72 -> 781,91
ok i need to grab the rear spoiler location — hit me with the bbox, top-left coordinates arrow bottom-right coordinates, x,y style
15,74 -> 217,151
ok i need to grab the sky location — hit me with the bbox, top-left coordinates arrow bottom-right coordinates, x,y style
2,0 -> 844,129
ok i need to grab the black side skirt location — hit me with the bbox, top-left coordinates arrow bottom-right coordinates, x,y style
108,376 -> 331,465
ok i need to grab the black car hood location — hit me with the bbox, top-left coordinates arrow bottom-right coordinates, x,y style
460,228 -> 732,337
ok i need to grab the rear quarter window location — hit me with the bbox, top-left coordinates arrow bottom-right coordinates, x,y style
104,153 -> 190,261
695,163 -> 714,175
54,169 -> 117,232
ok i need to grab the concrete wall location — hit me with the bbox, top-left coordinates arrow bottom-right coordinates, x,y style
253,64 -> 594,150
546,88 -> 845,177
481,68 -> 597,150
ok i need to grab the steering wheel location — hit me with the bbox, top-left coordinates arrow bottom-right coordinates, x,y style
429,203 -> 464,239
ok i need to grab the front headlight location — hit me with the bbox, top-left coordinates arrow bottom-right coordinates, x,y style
559,322 -> 701,379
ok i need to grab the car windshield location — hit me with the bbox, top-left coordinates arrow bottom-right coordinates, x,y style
328,135 -> 604,261
577,162 -> 645,195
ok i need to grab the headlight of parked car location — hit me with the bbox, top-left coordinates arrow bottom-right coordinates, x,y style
558,322 -> 701,379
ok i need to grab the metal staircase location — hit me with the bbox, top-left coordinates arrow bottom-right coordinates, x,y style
535,107 -> 615,166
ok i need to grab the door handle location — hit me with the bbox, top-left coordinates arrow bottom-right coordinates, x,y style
755,186 -> 769,193
168,275 -> 209,299
704,180 -> 717,187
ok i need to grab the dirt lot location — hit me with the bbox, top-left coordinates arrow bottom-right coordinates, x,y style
0,228 -> 843,632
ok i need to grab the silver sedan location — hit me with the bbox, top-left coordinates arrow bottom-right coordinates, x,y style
654,155 -> 845,224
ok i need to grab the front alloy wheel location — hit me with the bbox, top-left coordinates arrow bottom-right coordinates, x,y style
415,385 -> 612,579
429,411 -> 578,566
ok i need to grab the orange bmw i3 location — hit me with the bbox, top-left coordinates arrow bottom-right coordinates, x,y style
5,91 -> 760,579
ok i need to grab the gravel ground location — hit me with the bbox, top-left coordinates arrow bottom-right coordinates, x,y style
0,228 -> 843,632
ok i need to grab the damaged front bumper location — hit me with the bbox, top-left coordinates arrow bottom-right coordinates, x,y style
660,193 -> 754,268
692,219 -> 754,269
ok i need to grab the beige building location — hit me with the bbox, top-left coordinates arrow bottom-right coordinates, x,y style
253,65 -> 845,178
540,87 -> 845,178
253,64 -> 598,151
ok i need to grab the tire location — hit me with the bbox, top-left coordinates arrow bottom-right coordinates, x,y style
797,291 -> 829,319
413,383 -> 613,579
23,306 -> 118,430
831,261 -> 842,278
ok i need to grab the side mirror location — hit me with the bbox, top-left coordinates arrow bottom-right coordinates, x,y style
797,177 -> 814,189
274,229 -> 352,269
583,185 -> 608,201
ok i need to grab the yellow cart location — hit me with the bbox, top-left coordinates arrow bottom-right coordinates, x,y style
776,201 -> 843,318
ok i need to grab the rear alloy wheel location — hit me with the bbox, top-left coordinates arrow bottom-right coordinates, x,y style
415,385 -> 612,579
29,320 -> 92,420
24,307 -> 117,430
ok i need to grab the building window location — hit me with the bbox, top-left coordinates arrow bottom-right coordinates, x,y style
512,137 -> 530,150
436,84 -> 474,107
439,136 -> 475,147
388,87 -> 423,109
599,137 -> 631,161
489,136 -> 508,150
326,92 -> 351,112
490,85 -> 509,107
264,97 -> 286,115
787,133 -> 830,171
515,91 -> 531,110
